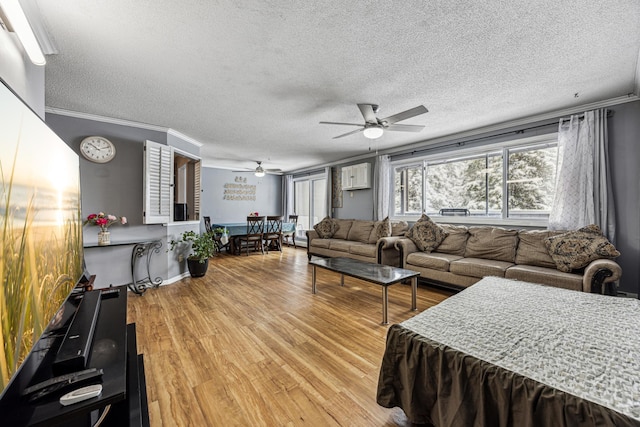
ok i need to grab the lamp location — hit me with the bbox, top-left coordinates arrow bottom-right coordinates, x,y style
0,0 -> 46,65
254,166 -> 265,177
363,125 -> 384,139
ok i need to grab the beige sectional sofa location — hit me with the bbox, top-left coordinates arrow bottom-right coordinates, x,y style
397,224 -> 622,294
306,218 -> 409,266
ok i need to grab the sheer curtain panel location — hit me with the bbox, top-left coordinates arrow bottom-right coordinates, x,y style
373,155 -> 391,220
283,174 -> 294,218
549,109 -> 615,242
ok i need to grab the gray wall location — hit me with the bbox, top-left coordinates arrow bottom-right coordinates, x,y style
607,101 -> 640,295
201,167 -> 282,224
45,113 -> 190,288
332,159 -> 375,220
45,113 -> 167,230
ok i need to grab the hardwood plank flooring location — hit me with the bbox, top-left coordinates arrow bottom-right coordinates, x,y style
127,247 -> 454,426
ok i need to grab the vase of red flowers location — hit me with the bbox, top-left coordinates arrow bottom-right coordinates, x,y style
84,212 -> 127,246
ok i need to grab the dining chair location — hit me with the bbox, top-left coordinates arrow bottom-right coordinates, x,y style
204,216 -> 226,254
264,215 -> 283,252
282,214 -> 298,248
237,216 -> 265,255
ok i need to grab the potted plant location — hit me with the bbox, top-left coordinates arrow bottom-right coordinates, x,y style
169,230 -> 216,277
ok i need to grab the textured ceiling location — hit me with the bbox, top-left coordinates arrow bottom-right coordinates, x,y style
34,0 -> 640,172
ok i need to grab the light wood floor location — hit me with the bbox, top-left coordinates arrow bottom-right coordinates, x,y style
127,247 -> 454,426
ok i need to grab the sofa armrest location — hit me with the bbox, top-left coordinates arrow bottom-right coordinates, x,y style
582,259 -> 622,294
377,236 -> 404,266
394,238 -> 419,268
306,230 -> 319,260
378,236 -> 403,250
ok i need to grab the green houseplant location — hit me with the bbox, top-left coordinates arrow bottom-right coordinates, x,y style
169,230 -> 216,277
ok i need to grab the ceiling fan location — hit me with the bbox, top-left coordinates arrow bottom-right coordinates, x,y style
233,161 -> 281,177
320,103 -> 428,139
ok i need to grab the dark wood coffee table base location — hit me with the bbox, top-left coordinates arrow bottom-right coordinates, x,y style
309,257 -> 420,325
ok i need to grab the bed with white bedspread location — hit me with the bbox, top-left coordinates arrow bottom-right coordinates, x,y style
376,276 -> 640,426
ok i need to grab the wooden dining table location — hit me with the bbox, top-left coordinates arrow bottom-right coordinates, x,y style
212,222 -> 296,254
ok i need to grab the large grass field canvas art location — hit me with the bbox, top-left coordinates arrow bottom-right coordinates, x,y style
0,81 -> 83,393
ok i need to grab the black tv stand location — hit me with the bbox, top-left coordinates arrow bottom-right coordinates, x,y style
1,286 -> 149,427
22,368 -> 103,401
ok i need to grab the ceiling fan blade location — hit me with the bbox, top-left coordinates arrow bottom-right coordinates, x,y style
319,121 -> 364,127
333,128 -> 365,139
357,104 -> 378,124
381,105 -> 428,125
386,124 -> 426,132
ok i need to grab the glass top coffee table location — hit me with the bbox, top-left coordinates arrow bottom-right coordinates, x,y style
309,257 -> 420,325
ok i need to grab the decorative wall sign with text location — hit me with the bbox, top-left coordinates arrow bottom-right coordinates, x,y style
223,176 -> 257,201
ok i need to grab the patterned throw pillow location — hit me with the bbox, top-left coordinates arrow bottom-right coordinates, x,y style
391,220 -> 409,236
373,216 -> 392,240
405,214 -> 448,252
313,216 -> 338,238
544,224 -> 620,272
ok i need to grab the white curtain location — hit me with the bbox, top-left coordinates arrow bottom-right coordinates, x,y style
282,174 -> 294,219
325,166 -> 332,217
373,155 -> 391,220
549,109 -> 615,242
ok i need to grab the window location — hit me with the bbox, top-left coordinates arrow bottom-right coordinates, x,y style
394,164 -> 423,215
294,174 -> 327,238
143,140 -> 201,224
392,136 -> 558,222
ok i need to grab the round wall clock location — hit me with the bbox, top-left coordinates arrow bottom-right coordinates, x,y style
80,136 -> 116,163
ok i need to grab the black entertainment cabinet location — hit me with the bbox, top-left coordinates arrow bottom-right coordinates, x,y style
0,286 -> 149,426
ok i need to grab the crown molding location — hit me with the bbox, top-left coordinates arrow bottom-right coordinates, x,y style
45,107 -> 205,147
45,107 -> 169,132
167,128 -> 203,147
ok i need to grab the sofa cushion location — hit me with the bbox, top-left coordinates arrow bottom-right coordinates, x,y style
436,224 -> 469,256
329,240 -> 351,252
310,238 -> 331,249
347,220 -> 375,243
464,227 -> 518,263
313,216 -> 338,238
349,243 -> 377,258
449,258 -> 514,278
391,220 -> 409,236
406,252 -> 462,272
544,224 -> 620,273
332,219 -> 353,240
505,265 -> 583,292
516,230 -> 563,269
369,216 -> 392,243
405,214 -> 448,252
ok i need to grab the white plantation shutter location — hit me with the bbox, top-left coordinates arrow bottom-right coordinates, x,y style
144,140 -> 173,224
193,160 -> 201,220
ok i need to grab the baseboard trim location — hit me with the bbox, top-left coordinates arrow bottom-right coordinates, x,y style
164,272 -> 191,285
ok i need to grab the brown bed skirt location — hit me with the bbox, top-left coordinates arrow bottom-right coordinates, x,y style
376,324 -> 638,427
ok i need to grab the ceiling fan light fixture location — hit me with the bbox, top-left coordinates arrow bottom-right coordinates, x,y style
363,125 -> 384,139
254,166 -> 265,177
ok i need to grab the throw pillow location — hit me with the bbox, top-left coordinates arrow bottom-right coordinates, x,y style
373,216 -> 392,241
544,224 -> 620,272
404,214 -> 448,252
390,220 -> 409,236
313,216 -> 338,239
